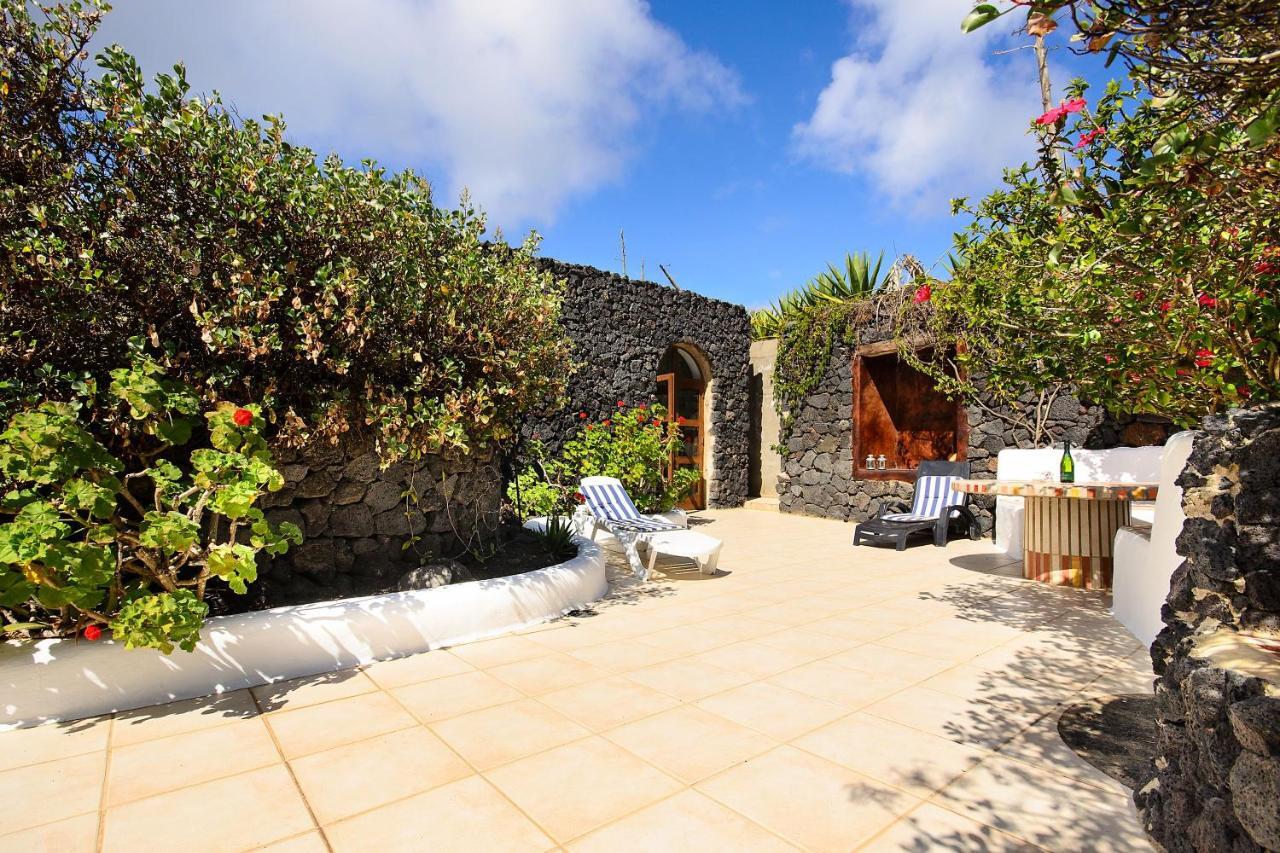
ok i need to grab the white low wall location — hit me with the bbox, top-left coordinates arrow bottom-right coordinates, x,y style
0,537 -> 607,730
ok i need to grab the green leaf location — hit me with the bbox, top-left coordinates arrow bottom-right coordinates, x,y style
139,511 -> 200,555
960,4 -> 1000,33
1245,108 -> 1280,148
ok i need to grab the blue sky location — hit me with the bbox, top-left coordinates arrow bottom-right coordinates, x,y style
93,1 -> 1114,309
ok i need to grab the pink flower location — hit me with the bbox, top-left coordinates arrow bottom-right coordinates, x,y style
1062,97 -> 1087,114
616,400 -> 625,408
577,411 -> 588,419
1159,299 -> 1173,313
1194,348 -> 1214,368
1035,106 -> 1066,126
913,284 -> 932,304
232,408 -> 253,427
1104,354 -> 1116,364
1197,293 -> 1217,309
1074,127 -> 1107,149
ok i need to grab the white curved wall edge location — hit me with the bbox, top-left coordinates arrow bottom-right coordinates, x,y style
0,536 -> 607,731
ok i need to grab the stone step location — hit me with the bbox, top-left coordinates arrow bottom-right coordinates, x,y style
743,497 -> 779,512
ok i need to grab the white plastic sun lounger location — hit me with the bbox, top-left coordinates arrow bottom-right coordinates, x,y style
578,476 -> 721,579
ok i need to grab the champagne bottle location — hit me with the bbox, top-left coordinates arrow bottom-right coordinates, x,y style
1060,440 -> 1075,484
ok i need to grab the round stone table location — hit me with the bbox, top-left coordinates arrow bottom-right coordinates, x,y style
953,480 -> 1159,590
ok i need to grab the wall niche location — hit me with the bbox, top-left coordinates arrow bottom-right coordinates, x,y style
853,342 -> 967,481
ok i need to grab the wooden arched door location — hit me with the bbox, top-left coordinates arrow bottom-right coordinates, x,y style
657,345 -> 706,509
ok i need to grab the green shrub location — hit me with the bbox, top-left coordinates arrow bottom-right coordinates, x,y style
0,1 -> 573,460
0,353 -> 299,652
507,404 -> 700,518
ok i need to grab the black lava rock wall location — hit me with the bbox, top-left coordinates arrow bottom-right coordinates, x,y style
525,260 -> 753,508
776,314 -> 1128,533
1138,404 -> 1280,852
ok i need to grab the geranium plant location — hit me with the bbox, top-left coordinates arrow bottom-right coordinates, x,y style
508,403 -> 701,518
0,354 -> 300,653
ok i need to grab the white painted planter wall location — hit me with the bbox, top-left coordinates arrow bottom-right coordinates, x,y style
0,537 -> 607,730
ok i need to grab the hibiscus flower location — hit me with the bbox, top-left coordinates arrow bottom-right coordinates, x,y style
233,408 -> 253,427
1194,348 -> 1214,368
913,284 -> 932,304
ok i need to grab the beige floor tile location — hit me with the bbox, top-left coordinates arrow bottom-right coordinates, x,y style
861,686 -> 1041,750
431,698 -> 589,770
102,764 -> 314,853
996,710 -> 1127,794
860,801 -> 1039,852
694,614 -> 791,642
604,704 -> 775,783
361,650 -> 475,689
697,745 -> 920,852
767,659 -> 916,710
488,652 -> 610,695
565,638 -> 679,673
324,775 -> 553,852
0,809 -> 98,852
111,690 -> 258,747
391,669 -> 524,724
752,626 -> 855,657
486,735 -> 682,842
569,789 -> 797,852
696,681 -> 849,740
634,625 -> 730,654
919,663 -> 1076,710
826,643 -> 956,682
935,755 -> 1148,851
290,726 -> 472,824
448,634 -> 552,668
251,669 -> 377,712
267,690 -> 417,758
107,717 -> 280,806
692,639 -> 824,679
623,657 -> 754,701
0,751 -> 103,833
257,831 -> 331,853
0,715 -> 111,772
539,675 -> 680,731
793,712 -> 989,797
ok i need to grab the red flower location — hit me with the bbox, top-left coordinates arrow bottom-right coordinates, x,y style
1104,354 -> 1116,364
652,418 -> 662,426
616,400 -> 625,408
602,419 -> 611,427
586,424 -> 595,431
676,415 -> 687,425
1062,97 -> 1087,114
232,408 -> 253,427
1176,369 -> 1191,377
83,624 -> 102,641
1035,106 -> 1066,126
1239,385 -> 1252,399
1254,261 -> 1278,275
1197,293 -> 1217,309
1158,300 -> 1173,313
913,284 -> 932,304
1194,348 -> 1214,368
1074,127 -> 1107,149
578,411 -> 588,419
637,403 -> 647,410
573,492 -> 585,503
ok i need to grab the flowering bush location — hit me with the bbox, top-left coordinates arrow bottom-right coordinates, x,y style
0,1 -> 573,460
902,76 -> 1277,424
507,403 -> 700,518
0,354 -> 299,652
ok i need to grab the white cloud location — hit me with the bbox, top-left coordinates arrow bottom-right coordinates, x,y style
792,0 -> 1041,212
92,0 -> 744,228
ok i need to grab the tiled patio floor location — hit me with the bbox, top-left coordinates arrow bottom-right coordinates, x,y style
0,509 -> 1155,852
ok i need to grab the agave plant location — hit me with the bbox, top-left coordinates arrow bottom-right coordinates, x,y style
750,251 -> 887,339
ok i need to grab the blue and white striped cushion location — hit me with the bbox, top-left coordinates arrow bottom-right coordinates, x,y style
581,482 -> 682,531
883,476 -> 963,522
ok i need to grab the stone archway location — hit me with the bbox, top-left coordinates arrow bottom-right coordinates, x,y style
657,343 -> 714,509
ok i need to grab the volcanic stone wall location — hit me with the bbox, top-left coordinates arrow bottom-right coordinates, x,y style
248,434 -> 501,608
775,313 -> 1123,533
525,260 -> 753,507
1137,405 -> 1280,852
